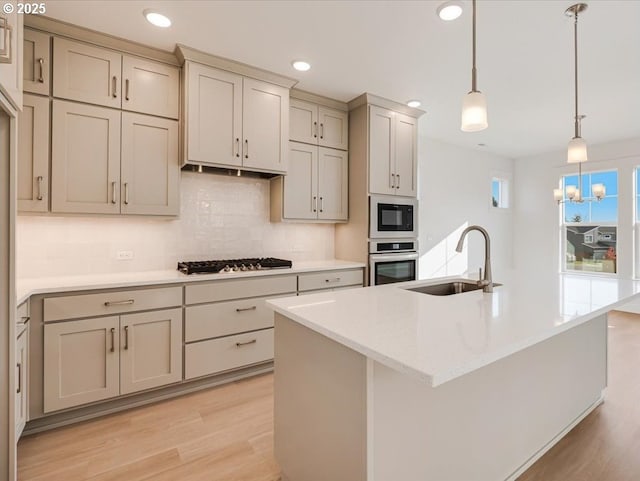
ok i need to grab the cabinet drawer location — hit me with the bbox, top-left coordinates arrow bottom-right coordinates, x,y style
185,275 -> 296,305
298,269 -> 363,292
44,286 -> 182,322
186,295 -> 290,342
298,285 -> 364,296
185,329 -> 274,379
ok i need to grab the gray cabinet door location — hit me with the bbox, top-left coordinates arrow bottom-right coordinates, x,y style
283,141 -> 318,220
318,106 -> 348,151
121,112 -> 179,216
53,37 -> 122,109
394,113 -> 417,197
318,147 -> 348,221
290,98 -> 318,145
368,105 -> 395,195
18,94 -> 49,212
122,56 -> 179,119
15,329 -> 28,439
51,100 -> 121,214
23,29 -> 50,95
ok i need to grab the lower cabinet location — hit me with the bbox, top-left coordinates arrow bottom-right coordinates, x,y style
16,328 -> 29,439
43,308 -> 182,413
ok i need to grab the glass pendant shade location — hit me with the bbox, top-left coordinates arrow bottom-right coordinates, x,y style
461,91 -> 488,132
567,136 -> 588,163
553,189 -> 564,202
592,183 -> 605,199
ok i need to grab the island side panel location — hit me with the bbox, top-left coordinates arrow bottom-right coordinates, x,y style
274,313 -> 367,481
370,314 -> 607,481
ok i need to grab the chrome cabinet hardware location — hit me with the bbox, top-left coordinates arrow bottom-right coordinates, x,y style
236,306 -> 257,312
124,183 -> 129,205
124,325 -> 129,350
125,78 -> 130,101
104,299 -> 135,307
319,197 -> 324,213
16,362 -> 21,394
313,196 -> 317,212
320,123 -> 324,139
325,277 -> 341,283
36,175 -> 44,201
0,17 -> 12,64
235,339 -> 257,347
313,121 -> 317,138
111,181 -> 117,204
391,173 -> 396,188
396,174 -> 400,189
110,328 -> 115,352
235,138 -> 240,157
17,316 -> 30,328
38,58 -> 44,82
112,75 -> 118,98
244,139 -> 249,159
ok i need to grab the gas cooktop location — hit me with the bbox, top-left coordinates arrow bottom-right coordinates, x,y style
177,257 -> 292,275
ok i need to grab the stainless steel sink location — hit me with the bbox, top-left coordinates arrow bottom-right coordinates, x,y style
407,280 -> 501,296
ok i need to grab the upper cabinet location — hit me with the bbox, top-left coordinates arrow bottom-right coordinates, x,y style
23,28 -> 50,95
290,98 -> 348,151
184,61 -> 289,175
368,104 -> 418,198
0,11 -> 23,108
53,37 -> 179,119
18,93 -> 49,212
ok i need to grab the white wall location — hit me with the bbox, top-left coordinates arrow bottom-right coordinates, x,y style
512,137 -> 640,312
418,137 -> 514,281
16,171 -> 335,278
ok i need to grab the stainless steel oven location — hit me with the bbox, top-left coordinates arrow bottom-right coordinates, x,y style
369,239 -> 418,286
369,195 -> 418,239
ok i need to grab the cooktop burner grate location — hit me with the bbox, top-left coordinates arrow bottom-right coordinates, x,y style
177,257 -> 292,275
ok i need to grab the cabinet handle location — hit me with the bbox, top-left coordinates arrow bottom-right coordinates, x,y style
313,196 -> 317,213
112,76 -> 118,98
16,363 -> 22,394
125,78 -> 130,101
111,181 -> 117,204
124,326 -> 129,350
17,316 -> 30,328
244,139 -> 249,159
396,174 -> 400,189
391,173 -> 396,188
110,328 -> 115,352
236,306 -> 257,312
104,299 -> 135,307
36,175 -> 44,201
0,20 -> 12,63
236,339 -> 257,347
325,277 -> 341,283
313,121 -> 317,138
38,58 -> 44,83
319,197 -> 324,213
235,138 -> 240,158
320,123 -> 324,139
124,182 -> 129,205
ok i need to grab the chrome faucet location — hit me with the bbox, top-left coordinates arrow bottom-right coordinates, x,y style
455,225 -> 493,293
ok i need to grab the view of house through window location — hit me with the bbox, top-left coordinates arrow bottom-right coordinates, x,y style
562,170 -> 618,274
491,178 -> 509,208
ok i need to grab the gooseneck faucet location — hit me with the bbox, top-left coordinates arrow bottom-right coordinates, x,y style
455,225 -> 493,293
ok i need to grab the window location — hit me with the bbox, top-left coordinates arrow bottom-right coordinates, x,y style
491,177 -> 509,209
562,169 -> 618,274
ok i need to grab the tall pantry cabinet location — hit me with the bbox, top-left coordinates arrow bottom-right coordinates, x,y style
18,25 -> 181,216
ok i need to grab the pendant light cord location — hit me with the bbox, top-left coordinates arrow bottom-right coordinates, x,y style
471,0 -> 478,92
573,10 -> 580,138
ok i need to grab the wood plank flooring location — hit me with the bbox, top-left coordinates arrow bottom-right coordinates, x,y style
18,310 -> 640,481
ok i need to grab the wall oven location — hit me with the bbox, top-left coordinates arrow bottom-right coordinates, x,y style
369,239 -> 418,286
369,195 -> 418,239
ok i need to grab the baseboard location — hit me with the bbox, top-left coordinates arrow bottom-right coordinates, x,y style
504,394 -> 604,481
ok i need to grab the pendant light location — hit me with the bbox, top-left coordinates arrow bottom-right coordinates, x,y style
566,3 -> 588,163
461,0 -> 488,132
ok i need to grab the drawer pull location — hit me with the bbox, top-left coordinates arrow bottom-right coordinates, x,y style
235,339 -> 257,347
104,299 -> 135,307
17,363 -> 22,394
325,277 -> 341,283
110,328 -> 115,352
124,325 -> 129,350
235,306 -> 257,312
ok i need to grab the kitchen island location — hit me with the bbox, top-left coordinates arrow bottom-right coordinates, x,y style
267,273 -> 640,481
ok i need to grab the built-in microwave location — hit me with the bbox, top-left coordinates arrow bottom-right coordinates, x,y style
369,195 -> 418,239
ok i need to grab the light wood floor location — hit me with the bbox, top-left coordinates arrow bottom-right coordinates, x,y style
18,311 -> 640,481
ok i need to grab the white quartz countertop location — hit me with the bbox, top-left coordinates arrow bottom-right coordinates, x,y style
16,260 -> 365,305
267,272 -> 640,387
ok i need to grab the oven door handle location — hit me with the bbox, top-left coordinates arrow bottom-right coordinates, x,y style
369,252 -> 419,263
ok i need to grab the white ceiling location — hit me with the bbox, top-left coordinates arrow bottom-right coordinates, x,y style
43,0 -> 640,159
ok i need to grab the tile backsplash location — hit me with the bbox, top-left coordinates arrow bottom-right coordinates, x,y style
16,171 -> 335,278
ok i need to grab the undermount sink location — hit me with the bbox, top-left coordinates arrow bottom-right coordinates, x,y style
407,280 -> 502,296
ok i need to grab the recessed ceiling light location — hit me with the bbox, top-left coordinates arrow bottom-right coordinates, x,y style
144,9 -> 172,28
437,1 -> 463,21
407,100 -> 421,108
292,60 -> 311,72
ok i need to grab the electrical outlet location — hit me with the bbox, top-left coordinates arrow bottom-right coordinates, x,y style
116,250 -> 134,260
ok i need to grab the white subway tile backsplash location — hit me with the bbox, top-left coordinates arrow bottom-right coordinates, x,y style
17,171 -> 335,278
